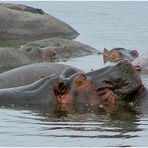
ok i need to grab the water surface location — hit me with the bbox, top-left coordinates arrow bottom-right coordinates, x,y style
0,1 -> 148,147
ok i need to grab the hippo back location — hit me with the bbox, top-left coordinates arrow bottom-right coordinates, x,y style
0,62 -> 83,88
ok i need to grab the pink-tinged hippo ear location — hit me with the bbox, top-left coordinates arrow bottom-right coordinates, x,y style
103,48 -> 109,64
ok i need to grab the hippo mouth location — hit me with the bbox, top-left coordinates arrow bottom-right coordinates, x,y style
94,81 -> 117,104
95,79 -> 143,104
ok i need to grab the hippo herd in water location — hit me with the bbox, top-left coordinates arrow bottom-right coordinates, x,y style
0,3 -> 148,114
0,51 -> 147,112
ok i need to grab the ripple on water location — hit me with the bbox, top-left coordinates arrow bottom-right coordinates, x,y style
0,102 -> 147,147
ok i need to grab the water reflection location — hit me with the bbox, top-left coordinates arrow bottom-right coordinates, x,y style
0,101 -> 145,147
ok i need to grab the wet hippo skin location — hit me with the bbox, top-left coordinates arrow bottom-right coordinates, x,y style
103,48 -> 139,63
0,62 -> 84,89
0,60 -> 144,107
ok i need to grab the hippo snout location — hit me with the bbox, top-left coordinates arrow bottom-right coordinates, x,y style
111,60 -> 143,101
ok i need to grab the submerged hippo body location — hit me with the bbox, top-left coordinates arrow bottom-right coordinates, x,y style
0,47 -> 31,71
20,38 -> 99,62
0,62 -> 83,89
0,3 -> 79,44
103,48 -> 139,63
0,38 -> 99,71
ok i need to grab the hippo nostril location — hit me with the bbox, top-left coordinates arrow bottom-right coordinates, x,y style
134,65 -> 141,72
54,80 -> 70,97
57,82 -> 66,94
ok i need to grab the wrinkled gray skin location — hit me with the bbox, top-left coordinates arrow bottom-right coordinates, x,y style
0,62 -> 84,89
85,60 -> 143,102
0,74 -> 67,105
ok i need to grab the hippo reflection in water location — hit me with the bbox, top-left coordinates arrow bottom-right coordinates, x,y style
0,60 -> 144,107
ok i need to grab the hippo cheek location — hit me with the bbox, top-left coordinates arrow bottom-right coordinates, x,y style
95,82 -> 118,104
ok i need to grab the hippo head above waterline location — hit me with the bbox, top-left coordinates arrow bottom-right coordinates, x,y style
0,60 -> 144,107
103,48 -> 139,64
55,60 -> 144,106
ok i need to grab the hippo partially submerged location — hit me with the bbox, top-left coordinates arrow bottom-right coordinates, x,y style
20,38 -> 99,62
0,3 -> 79,45
0,62 -> 84,88
0,38 -> 99,71
0,61 -> 144,106
103,48 -> 139,63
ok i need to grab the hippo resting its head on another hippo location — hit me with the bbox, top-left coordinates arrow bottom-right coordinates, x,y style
0,60 -> 144,107
103,48 -> 139,64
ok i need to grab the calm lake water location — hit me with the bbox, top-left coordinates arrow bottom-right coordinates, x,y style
1,1 -> 148,147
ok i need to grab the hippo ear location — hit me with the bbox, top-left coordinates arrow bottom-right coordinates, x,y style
73,73 -> 87,87
103,48 -> 109,64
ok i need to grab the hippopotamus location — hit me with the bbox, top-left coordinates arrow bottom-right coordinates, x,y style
0,3 -> 79,44
0,74 -> 63,105
103,48 -> 139,63
0,47 -> 31,71
20,38 -> 99,62
0,60 -> 143,107
0,39 -> 99,71
0,62 -> 83,88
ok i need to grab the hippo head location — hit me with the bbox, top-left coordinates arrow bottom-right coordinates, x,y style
91,60 -> 144,103
53,60 -> 144,107
103,48 -> 139,63
21,46 -> 56,62
54,72 -> 98,105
